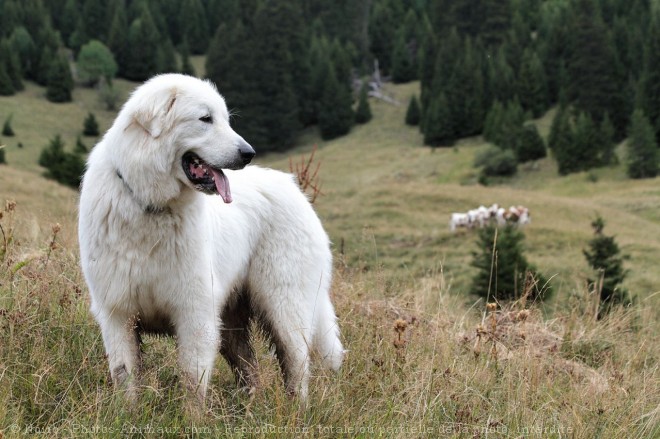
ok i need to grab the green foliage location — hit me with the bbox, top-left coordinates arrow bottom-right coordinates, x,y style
76,40 -> 117,85
107,4 -> 129,78
483,100 -> 525,148
471,225 -> 551,302
38,135 -> 85,188
474,146 -> 518,177
123,8 -> 161,81
354,83 -> 372,124
423,92 -> 454,147
405,94 -> 421,126
626,109 -> 659,179
82,113 -> 99,137
567,0 -> 627,138
318,65 -> 354,140
179,0 -> 210,54
0,38 -> 23,92
75,135 -> 88,154
391,28 -> 416,83
517,48 -> 548,118
97,77 -> 120,111
179,40 -> 196,77
2,115 -> 14,136
583,216 -> 631,317
638,9 -> 660,142
514,124 -> 547,163
46,54 -> 74,103
0,146 -> 5,164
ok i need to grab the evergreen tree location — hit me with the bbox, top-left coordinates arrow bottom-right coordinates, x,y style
368,0 -> 397,74
483,100 -> 505,144
486,47 -> 516,105
123,8 -> 161,81
82,0 -> 108,42
471,225 -> 551,302
567,0 -> 627,137
0,146 -> 5,165
549,107 -> 577,175
583,216 -> 631,317
0,62 -> 15,96
35,47 -> 55,86
60,0 -> 81,44
405,94 -> 421,126
318,65 -> 354,140
9,27 -> 37,81
156,38 -> 178,74
354,83 -> 372,124
627,109 -> 659,179
517,48 -> 548,118
572,111 -> 601,171
83,113 -> 99,136
481,0 -> 512,47
391,30 -> 416,83
107,3 -> 129,78
639,9 -> 660,142
2,115 -> 14,136
597,112 -> 616,166
0,38 -> 23,92
179,0 -> 210,54
514,124 -> 547,163
46,54 -> 74,103
423,92 -> 454,146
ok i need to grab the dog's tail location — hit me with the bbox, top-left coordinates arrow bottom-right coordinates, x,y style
314,303 -> 345,371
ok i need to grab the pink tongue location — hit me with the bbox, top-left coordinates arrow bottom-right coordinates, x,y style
211,168 -> 232,203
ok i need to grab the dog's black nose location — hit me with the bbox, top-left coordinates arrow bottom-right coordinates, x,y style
238,139 -> 256,165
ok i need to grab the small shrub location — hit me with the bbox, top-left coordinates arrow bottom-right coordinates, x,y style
475,146 -> 517,177
2,115 -> 14,136
39,135 -> 85,189
83,113 -> 99,136
98,77 -> 120,111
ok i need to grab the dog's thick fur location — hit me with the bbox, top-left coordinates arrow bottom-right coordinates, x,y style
78,74 -> 343,401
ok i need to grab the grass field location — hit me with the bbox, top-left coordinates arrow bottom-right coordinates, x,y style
1,73 -> 659,438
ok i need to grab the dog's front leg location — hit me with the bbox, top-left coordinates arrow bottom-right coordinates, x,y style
174,307 -> 219,402
98,311 -> 141,401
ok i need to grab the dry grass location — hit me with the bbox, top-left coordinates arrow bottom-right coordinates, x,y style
1,77 -> 659,437
0,205 -> 658,438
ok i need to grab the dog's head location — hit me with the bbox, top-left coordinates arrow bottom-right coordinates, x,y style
123,74 -> 255,204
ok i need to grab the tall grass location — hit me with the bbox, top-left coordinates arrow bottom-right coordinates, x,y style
1,201 -> 658,438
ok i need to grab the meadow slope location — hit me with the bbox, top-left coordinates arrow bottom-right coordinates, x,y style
0,78 -> 658,438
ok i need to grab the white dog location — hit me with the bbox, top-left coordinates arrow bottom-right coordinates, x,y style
78,74 -> 344,402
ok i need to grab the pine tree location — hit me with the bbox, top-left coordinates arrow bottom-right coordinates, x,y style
354,83 -> 372,124
82,0 -> 108,42
567,0 -> 627,137
549,107 -> 576,175
39,135 -> 85,189
583,216 -> 631,317
471,225 -> 551,302
486,47 -> 515,105
0,38 -> 23,92
405,94 -> 421,126
639,9 -> 660,142
46,54 -> 74,103
83,113 -> 99,136
517,48 -> 548,118
391,30 -> 415,83
627,109 -> 659,179
572,111 -> 600,171
107,4 -> 129,78
423,93 -> 454,147
597,112 -> 616,166
0,62 -> 15,96
318,65 -> 354,140
123,8 -> 161,81
179,0 -> 210,54
368,0 -> 397,74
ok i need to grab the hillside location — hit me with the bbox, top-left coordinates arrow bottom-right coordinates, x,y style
1,79 -> 659,438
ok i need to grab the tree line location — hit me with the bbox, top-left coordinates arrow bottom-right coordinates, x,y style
0,0 -> 658,175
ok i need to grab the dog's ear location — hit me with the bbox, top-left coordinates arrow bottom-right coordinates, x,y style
132,88 -> 178,138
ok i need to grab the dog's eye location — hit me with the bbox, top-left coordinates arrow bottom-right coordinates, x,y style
199,115 -> 213,124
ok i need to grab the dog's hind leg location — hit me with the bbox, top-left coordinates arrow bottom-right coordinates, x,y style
313,297 -> 345,372
220,289 -> 260,391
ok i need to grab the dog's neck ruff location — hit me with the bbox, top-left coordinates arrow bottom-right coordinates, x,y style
116,170 -> 170,215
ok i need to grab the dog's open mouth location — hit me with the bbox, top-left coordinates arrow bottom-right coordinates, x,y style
182,152 -> 232,203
